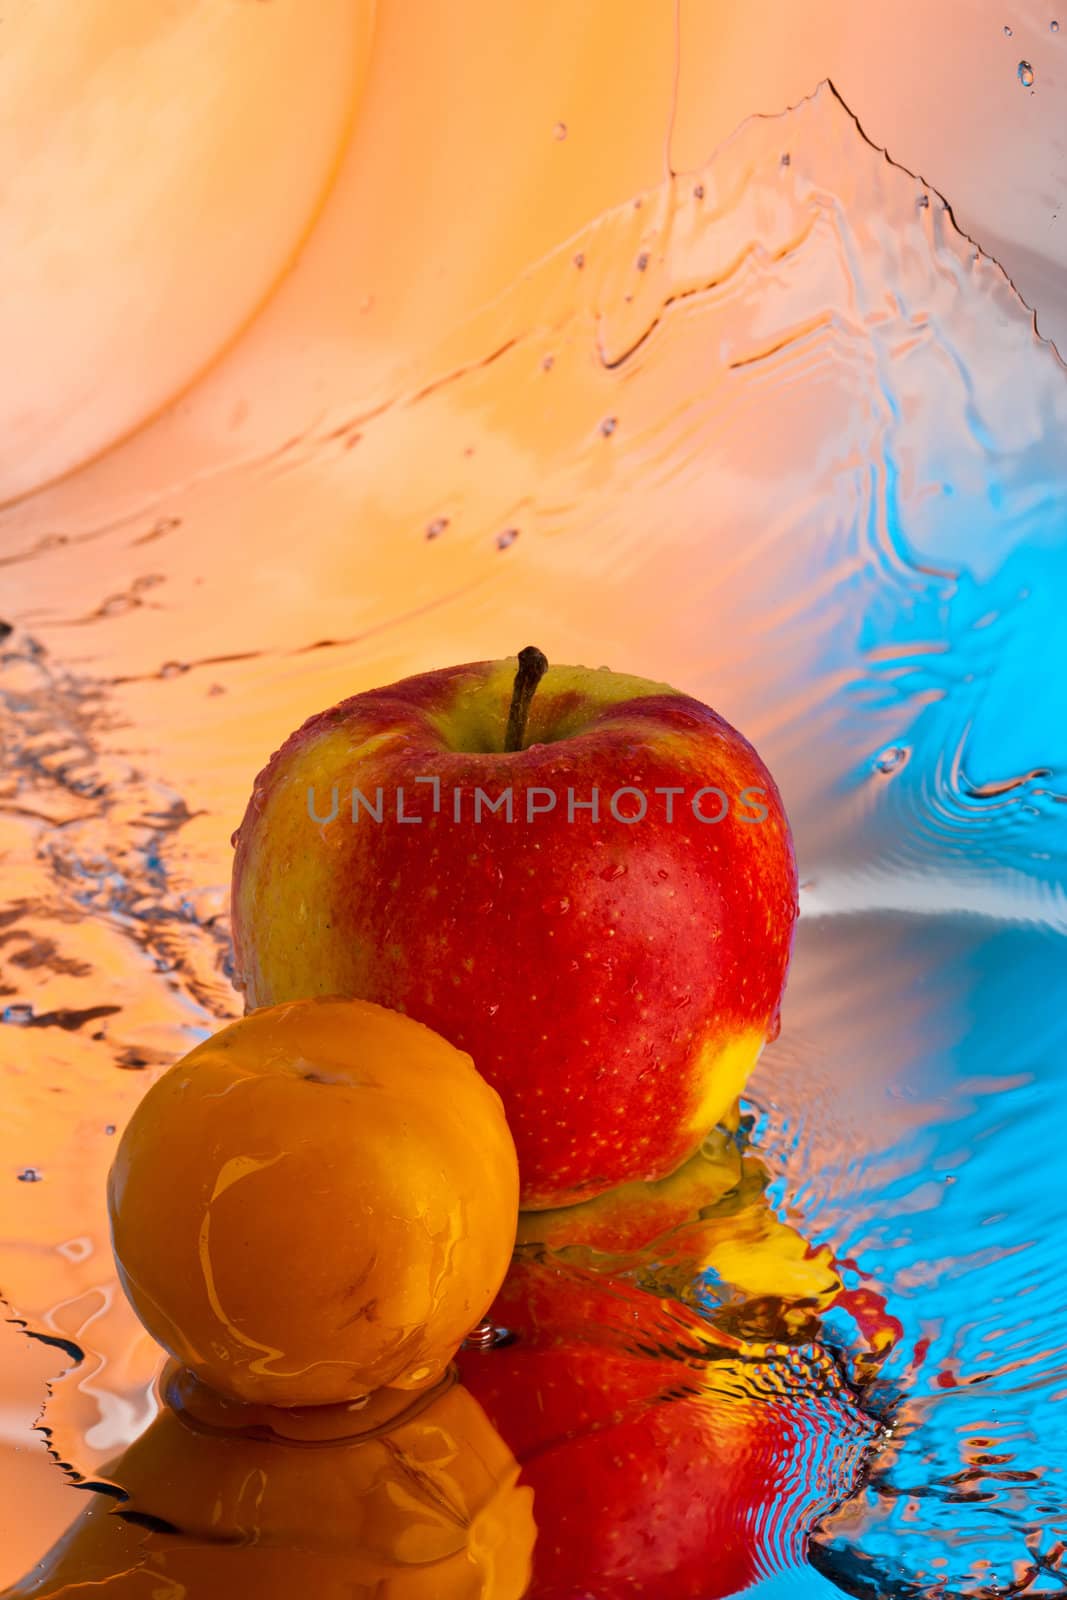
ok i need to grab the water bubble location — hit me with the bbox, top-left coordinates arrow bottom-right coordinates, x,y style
425,516 -> 449,540
573,252 -> 585,269
3,1003 -> 34,1025
159,661 -> 188,679
917,194 -> 930,209
780,152 -> 791,168
57,1237 -> 93,1264
463,1322 -> 512,1351
636,252 -> 650,271
1004,22 -> 1013,33
1018,59 -> 1035,85
553,121 -> 567,141
104,1125 -> 117,1136
874,746 -> 909,775
693,182 -> 705,198
495,528 -> 519,551
1052,18 -> 1060,30
600,416 -> 618,437
541,354 -> 555,371
17,1168 -> 42,1183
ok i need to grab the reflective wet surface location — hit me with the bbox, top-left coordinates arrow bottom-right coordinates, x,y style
2,10 -> 1066,1593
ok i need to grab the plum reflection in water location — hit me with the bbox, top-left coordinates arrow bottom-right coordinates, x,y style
1,78 -> 1066,1598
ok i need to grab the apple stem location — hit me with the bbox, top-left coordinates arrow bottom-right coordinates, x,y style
504,646 -> 549,752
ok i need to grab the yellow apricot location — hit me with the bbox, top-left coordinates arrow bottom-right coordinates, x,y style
108,998 -> 519,1406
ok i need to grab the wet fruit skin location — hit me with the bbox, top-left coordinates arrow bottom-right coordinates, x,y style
230,656 -> 798,1208
2,1373 -> 535,1599
107,997 -> 519,1407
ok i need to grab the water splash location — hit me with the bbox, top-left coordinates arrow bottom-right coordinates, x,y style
0,77 -> 1065,1593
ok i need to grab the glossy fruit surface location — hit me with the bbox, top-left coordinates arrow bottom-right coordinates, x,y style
108,997 -> 519,1406
231,656 -> 797,1207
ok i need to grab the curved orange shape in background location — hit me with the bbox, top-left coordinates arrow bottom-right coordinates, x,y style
0,0 -> 376,502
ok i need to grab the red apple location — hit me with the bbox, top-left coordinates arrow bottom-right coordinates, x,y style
455,1257 -> 874,1598
230,650 -> 797,1207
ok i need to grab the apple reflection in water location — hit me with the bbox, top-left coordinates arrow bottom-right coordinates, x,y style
7,1129 -> 881,1600
457,1133 -> 882,1599
460,1260 -> 868,1600
5,1312 -> 857,1600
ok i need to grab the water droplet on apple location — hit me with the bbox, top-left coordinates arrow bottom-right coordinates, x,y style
17,1167 -> 43,1183
3,1003 -> 34,1025
542,895 -> 571,915
600,416 -> 618,437
600,862 -> 626,881
656,869 -> 670,881
425,516 -> 449,540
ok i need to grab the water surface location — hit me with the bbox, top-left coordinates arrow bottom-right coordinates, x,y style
1,80 -> 1065,1596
